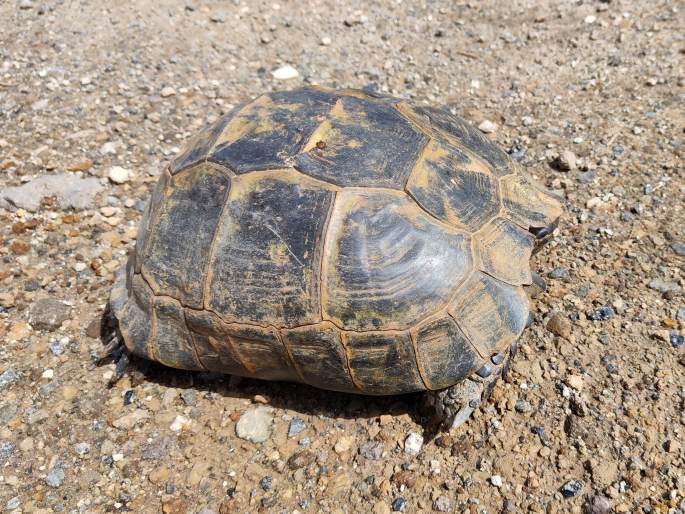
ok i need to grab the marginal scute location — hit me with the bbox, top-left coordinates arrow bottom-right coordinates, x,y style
448,272 -> 530,356
150,295 -> 204,371
208,89 -> 338,173
206,169 -> 335,328
406,139 -> 501,231
322,189 -> 472,331
295,95 -> 428,188
475,217 -> 535,285
141,163 -> 230,309
412,314 -> 482,390
184,309 -> 249,374
500,173 -> 563,230
280,322 -> 357,393
118,274 -> 155,361
343,331 -> 425,394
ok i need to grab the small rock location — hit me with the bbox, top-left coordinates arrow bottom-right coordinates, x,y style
321,36 -> 332,45
209,11 -> 226,23
648,279 -> 681,295
490,475 -> 503,487
5,497 -> 20,510
433,495 -> 451,512
74,442 -> 91,456
477,120 -> 496,133
549,267 -> 570,281
0,403 -> 18,425
0,292 -> 16,308
235,407 -> 273,443
584,495 -> 612,514
404,432 -> 424,455
112,409 -> 150,430
566,374 -> 584,391
0,174 -> 103,212
515,399 -> 530,413
587,306 -> 614,322
28,298 -> 71,331
334,435 -> 354,454
108,166 -> 132,184
550,150 -> 577,171
288,417 -> 306,438
671,243 -> 685,256
359,440 -> 384,460
547,313 -> 572,339
0,441 -> 16,463
561,480 -> 583,498
391,497 -> 408,512
180,389 -> 198,406
677,307 -> 685,321
272,65 -> 299,80
0,369 -> 20,390
671,333 -> 684,348
169,414 -> 190,431
148,465 -> 169,484
45,466 -> 65,488
391,470 -> 417,489
287,450 -> 315,470
160,86 -> 176,97
67,158 -> 93,171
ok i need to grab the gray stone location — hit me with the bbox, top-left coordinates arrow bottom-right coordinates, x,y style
0,369 -> 20,390
0,403 -> 18,425
648,279 -> 682,295
561,479 -> 582,498
45,466 -> 65,487
549,267 -> 571,281
5,497 -> 20,510
677,307 -> 685,322
235,407 -> 273,443
672,242 -> 685,256
180,389 -> 198,406
0,441 -> 16,463
29,298 -> 71,331
550,150 -> 577,171
0,174 -> 103,212
288,417 -> 306,438
359,440 -> 384,460
433,495 -> 451,512
74,442 -> 91,456
584,495 -> 612,514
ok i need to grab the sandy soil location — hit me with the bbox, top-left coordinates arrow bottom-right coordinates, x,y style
0,0 -> 683,513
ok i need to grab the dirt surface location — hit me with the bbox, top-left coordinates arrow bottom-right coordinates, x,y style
1,0 -> 684,513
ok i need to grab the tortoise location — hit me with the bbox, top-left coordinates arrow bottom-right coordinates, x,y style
108,86 -> 562,429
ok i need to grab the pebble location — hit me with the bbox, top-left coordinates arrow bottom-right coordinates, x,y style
391,497 -> 407,512
28,298 -> 71,331
677,307 -> 685,322
550,150 -> 577,171
334,435 -> 354,455
648,279 -> 681,295
45,466 -> 65,487
404,432 -> 424,455
235,407 -> 273,443
671,333 -> 684,348
0,369 -> 20,390
514,399 -> 530,413
433,496 -> 451,512
671,242 -> 685,256
112,409 -> 150,430
585,495 -> 613,514
321,36 -> 332,45
180,389 -> 198,406
272,65 -> 299,80
490,475 -> 503,487
477,120 -> 496,133
359,440 -> 384,460
587,306 -> 614,322
160,86 -> 176,97
169,414 -> 190,431
5,497 -> 20,510
0,174 -> 103,212
288,417 -> 306,438
0,441 -> 16,463
108,166 -> 132,184
547,313 -> 572,339
74,442 -> 91,456
549,267 -> 570,281
560,480 -> 582,498
566,374 -> 584,390
287,450 -> 315,470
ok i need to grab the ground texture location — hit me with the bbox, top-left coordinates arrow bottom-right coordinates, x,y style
0,0 -> 683,513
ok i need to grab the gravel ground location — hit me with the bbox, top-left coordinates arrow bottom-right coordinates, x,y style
1,0 -> 684,513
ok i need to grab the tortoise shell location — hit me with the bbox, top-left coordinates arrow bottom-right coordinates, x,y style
110,86 -> 562,395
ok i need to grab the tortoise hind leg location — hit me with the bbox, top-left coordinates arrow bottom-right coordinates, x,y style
427,342 -> 516,430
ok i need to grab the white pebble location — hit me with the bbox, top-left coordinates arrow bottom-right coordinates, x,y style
478,120 -> 497,134
490,475 -> 503,487
404,432 -> 424,455
272,65 -> 299,80
169,415 -> 190,432
41,369 -> 54,379
107,166 -> 131,184
321,37 -> 331,46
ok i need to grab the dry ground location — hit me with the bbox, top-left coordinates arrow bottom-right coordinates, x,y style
0,0 -> 683,513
